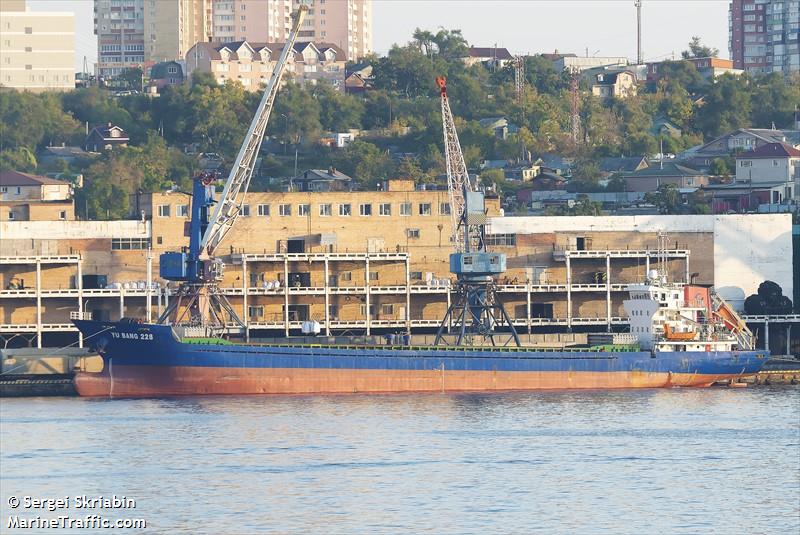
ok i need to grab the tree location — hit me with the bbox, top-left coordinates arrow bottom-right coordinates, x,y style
0,147 -> 37,171
710,157 -> 733,177
332,141 -> 393,187
644,183 -> 682,214
396,156 -> 423,181
681,37 -> 719,59
118,67 -> 144,92
695,74 -> 752,137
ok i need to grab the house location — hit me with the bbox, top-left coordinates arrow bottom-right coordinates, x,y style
345,62 -> 373,93
646,57 -> 743,85
591,70 -> 637,99
84,123 -> 129,152
504,162 -> 541,182
678,128 -> 800,170
149,61 -> 184,91
185,40 -> 346,92
462,47 -> 513,69
479,117 -> 517,139
621,162 -> 708,192
0,170 -> 74,221
703,181 -> 794,213
546,52 -> 629,72
290,168 -> 353,192
598,156 -> 649,178
319,132 -> 356,149
38,145 -> 95,168
530,171 -> 568,191
734,142 -> 800,199
534,154 -> 573,177
479,159 -> 508,170
652,119 -> 682,138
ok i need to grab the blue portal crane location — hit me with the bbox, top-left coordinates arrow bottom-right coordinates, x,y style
156,6 -> 309,333
434,76 -> 520,347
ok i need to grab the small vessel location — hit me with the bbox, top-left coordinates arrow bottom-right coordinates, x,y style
71,270 -> 768,397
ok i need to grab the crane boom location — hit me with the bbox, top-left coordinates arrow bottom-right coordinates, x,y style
437,76 -> 471,254
200,6 -> 308,257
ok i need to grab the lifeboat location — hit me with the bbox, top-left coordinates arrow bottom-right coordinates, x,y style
663,324 -> 698,341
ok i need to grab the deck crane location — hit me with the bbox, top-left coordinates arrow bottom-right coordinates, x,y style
433,76 -> 521,347
157,5 -> 309,334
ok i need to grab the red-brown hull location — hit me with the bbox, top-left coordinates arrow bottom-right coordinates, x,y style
74,365 -> 736,397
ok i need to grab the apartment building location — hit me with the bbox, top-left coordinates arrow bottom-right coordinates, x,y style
144,0 -> 209,64
94,0 -> 145,77
210,0 -> 372,61
729,0 -> 800,75
0,1 -> 74,91
185,39 -> 346,90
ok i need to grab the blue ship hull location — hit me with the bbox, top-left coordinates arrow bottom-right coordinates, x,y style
72,320 -> 769,397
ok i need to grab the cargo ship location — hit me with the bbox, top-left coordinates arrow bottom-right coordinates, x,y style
71,272 -> 768,397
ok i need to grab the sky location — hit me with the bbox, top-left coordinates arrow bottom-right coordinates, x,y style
26,0 -> 732,71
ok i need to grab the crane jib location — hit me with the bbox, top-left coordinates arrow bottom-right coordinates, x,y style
199,6 -> 309,258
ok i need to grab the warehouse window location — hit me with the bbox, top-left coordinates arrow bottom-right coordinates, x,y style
406,228 -> 420,239
359,203 -> 372,216
298,203 -> 310,216
418,203 -> 431,216
112,238 -> 151,250
248,306 -> 264,318
339,271 -> 352,282
319,203 -> 332,216
439,203 -> 451,215
379,203 -> 391,216
59,211 -> 67,220
486,234 -> 516,246
400,202 -> 411,216
241,204 -> 251,216
257,204 -> 270,216
157,204 -> 170,217
279,204 -> 291,216
369,271 -> 379,281
177,204 -> 189,217
339,203 -> 351,216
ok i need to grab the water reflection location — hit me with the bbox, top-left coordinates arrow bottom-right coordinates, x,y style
1,388 -> 798,534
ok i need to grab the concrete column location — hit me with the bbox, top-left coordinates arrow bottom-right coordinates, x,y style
526,283 -> 532,335
645,254 -> 650,277
324,257 -> 330,336
606,253 -> 611,330
565,254 -> 572,330
146,252 -> 153,323
405,256 -> 411,335
119,289 -> 125,320
787,325 -> 792,356
283,256 -> 289,337
36,259 -> 42,349
77,257 -> 83,347
365,256 -> 371,336
446,284 -> 452,332
242,257 -> 249,340
764,320 -> 770,351
684,253 -> 690,284
157,288 -> 163,317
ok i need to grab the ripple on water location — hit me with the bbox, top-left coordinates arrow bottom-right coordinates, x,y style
1,388 -> 798,535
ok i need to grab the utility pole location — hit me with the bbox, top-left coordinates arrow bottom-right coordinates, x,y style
570,68 -> 580,144
635,0 -> 643,65
513,55 -> 526,161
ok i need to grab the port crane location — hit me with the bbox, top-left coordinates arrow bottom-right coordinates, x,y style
157,5 -> 309,334
433,76 -> 520,347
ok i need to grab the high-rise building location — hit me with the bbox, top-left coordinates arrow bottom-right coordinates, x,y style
94,0 -> 146,78
210,0 -> 371,61
0,0 -> 75,91
144,0 -> 209,63
729,0 -> 799,75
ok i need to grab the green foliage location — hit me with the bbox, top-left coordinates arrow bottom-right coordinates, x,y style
644,183 -> 683,214
710,157 -> 733,177
332,140 -> 393,188
681,37 -> 719,59
0,147 -> 37,172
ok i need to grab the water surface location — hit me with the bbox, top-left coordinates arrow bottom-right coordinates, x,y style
1,388 -> 798,534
